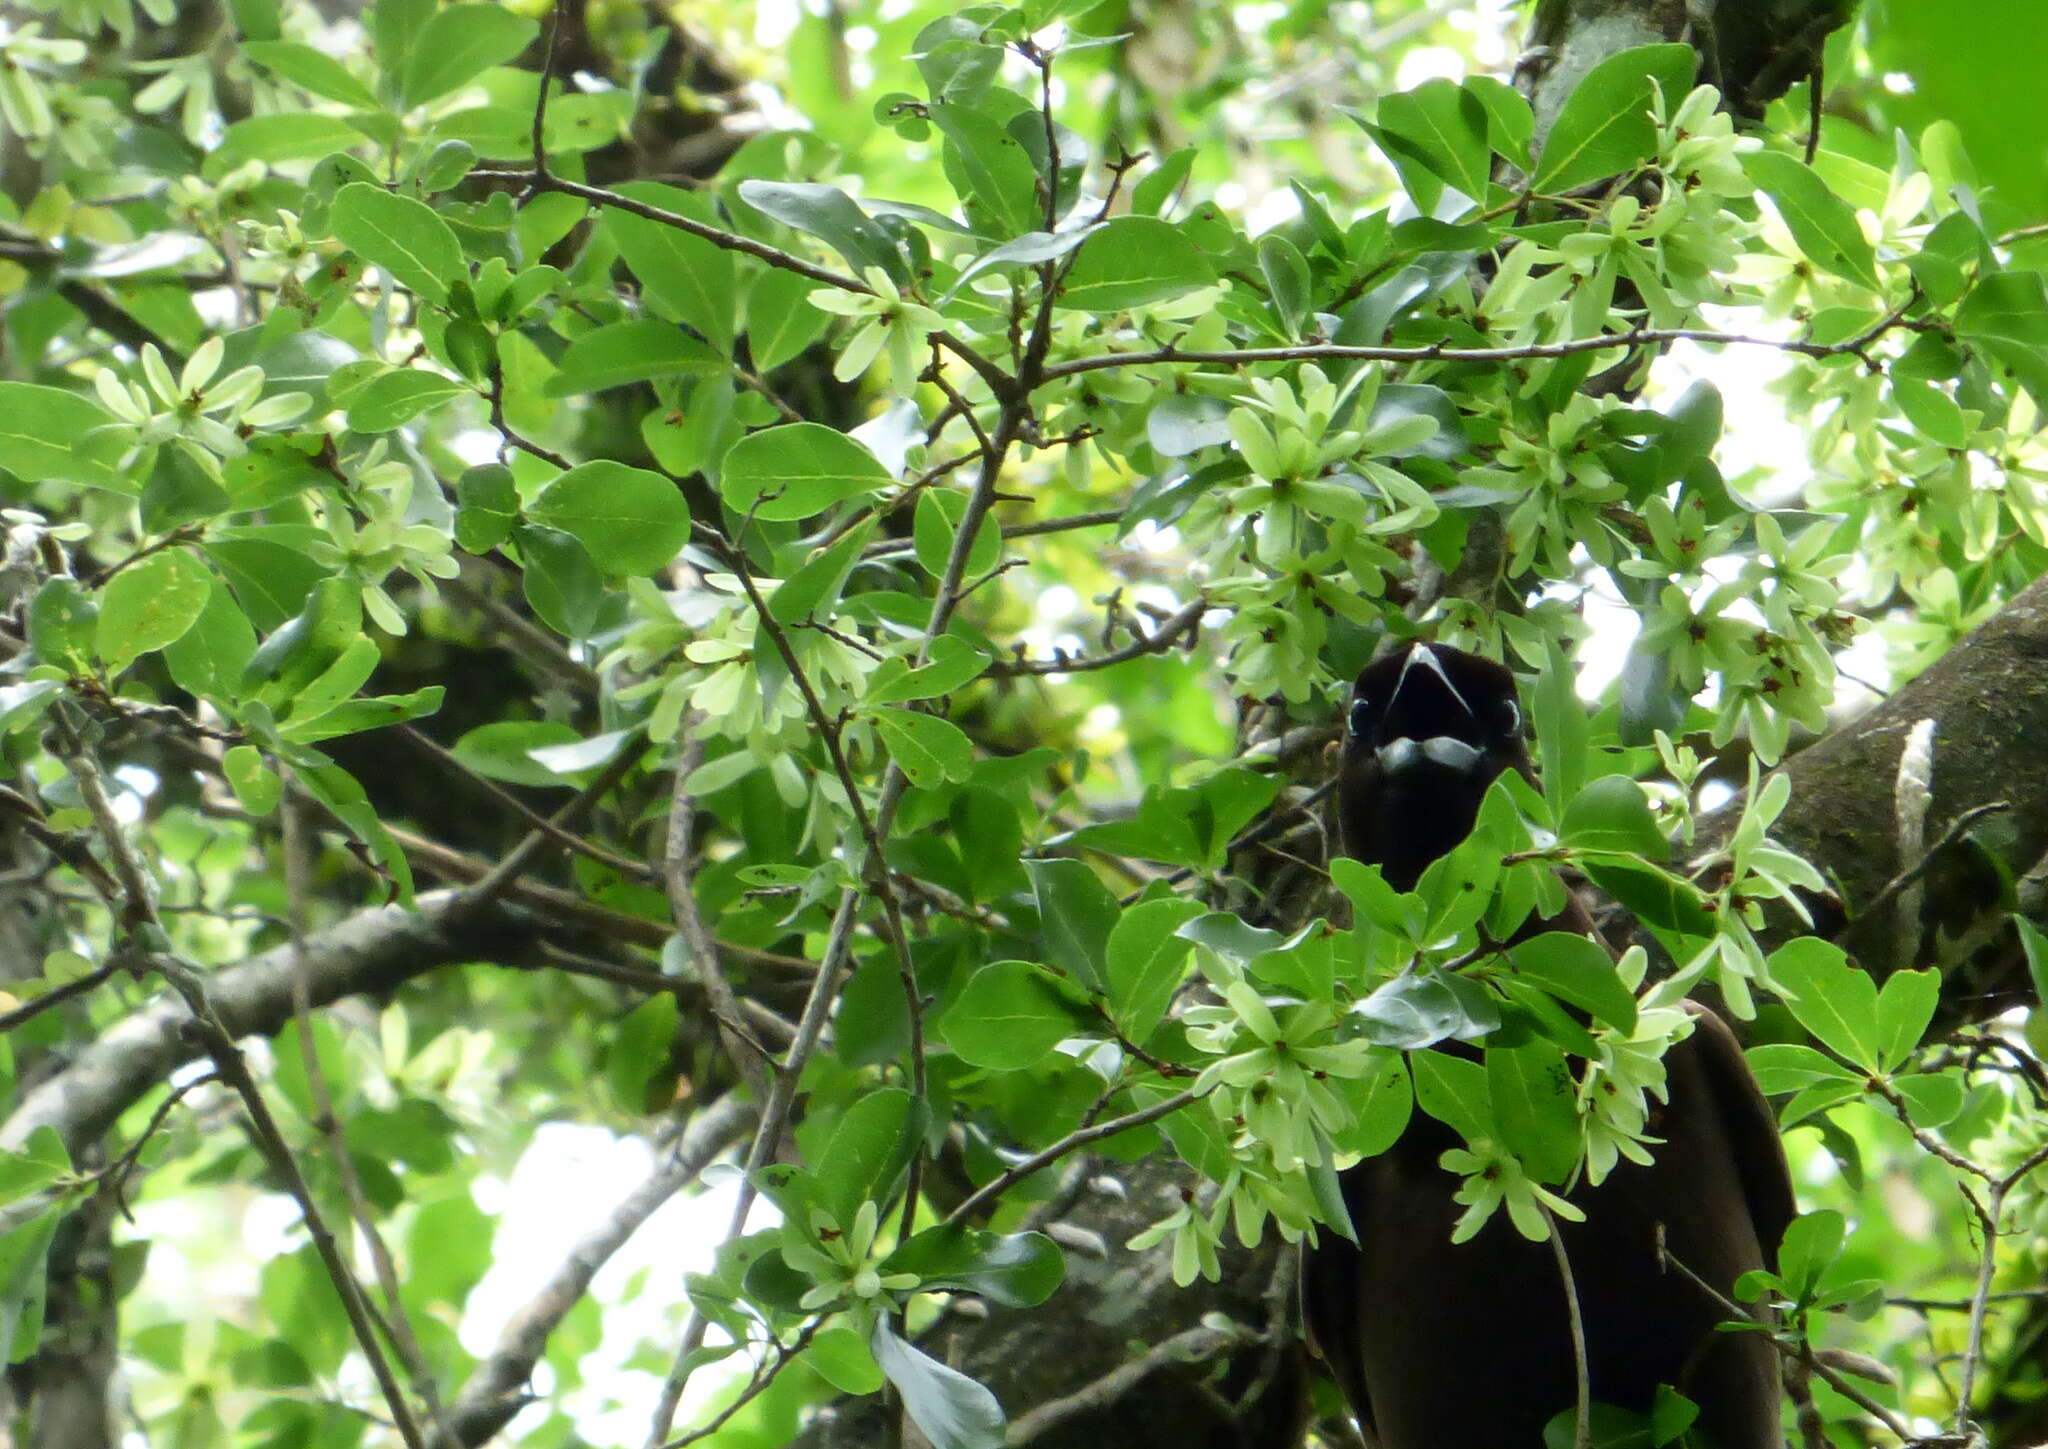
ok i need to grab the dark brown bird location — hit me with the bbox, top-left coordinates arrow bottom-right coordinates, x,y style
1304,641 -> 1795,1449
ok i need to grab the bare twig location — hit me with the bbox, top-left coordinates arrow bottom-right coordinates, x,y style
460,734 -> 651,908
468,170 -> 869,293
665,725 -> 772,1103
450,1094 -> 758,1445
943,1086 -> 1208,1227
1004,1321 -> 1254,1445
989,595 -> 1208,678
281,780 -> 461,1445
56,719 -> 428,1448
1844,799 -> 2009,941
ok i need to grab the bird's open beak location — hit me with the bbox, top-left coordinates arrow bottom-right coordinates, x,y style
1374,645 -> 1485,775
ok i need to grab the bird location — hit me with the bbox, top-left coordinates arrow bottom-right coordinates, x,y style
1302,641 -> 1795,1449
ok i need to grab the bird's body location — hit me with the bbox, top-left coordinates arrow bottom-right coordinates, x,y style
1305,642 -> 1793,1449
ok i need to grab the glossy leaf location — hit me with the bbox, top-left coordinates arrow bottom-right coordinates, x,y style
720,422 -> 892,522
332,183 -> 464,305
938,960 -> 1078,1070
527,461 -> 691,576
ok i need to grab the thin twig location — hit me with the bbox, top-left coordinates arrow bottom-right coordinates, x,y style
396,725 -> 657,882
468,170 -> 869,293
665,724 -> 772,1104
53,716 -> 428,1449
641,891 -> 861,1446
662,1319 -> 825,1449
460,734 -> 651,908
1004,1322 -> 1253,1445
989,595 -> 1207,678
1035,310 -> 1932,386
1845,800 -> 2009,940
1543,1208 -> 1591,1449
282,778 -> 461,1445
943,1085 -> 1208,1226
0,958 -> 122,1033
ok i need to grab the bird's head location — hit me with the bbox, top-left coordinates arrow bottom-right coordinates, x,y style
1336,642 -> 1529,890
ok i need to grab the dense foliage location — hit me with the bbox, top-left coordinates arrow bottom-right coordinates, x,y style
4,1 -> 2048,1447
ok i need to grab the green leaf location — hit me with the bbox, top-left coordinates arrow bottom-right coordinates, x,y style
331,183 -> 465,306
29,577 -> 96,673
242,41 -> 380,109
0,384 -> 128,492
865,635 -> 992,704
720,422 -> 892,523
516,524 -> 604,636
1371,78 -> 1492,205
402,3 -> 538,107
603,183 -> 738,353
1892,1070 -> 1965,1129
1874,967 -> 1940,1073
455,463 -> 518,553
768,519 -> 877,626
806,1327 -> 885,1395
1488,1037 -> 1580,1184
1330,858 -> 1423,940
1055,217 -> 1215,312
744,267 -> 831,372
1147,394 -> 1233,457
1104,897 -> 1204,1039
95,550 -> 212,673
1559,775 -> 1666,858
1531,639 -> 1588,819
1582,861 -> 1714,936
938,960 -> 1078,1070
869,706 -> 975,788
287,752 -> 414,904
870,1316 -> 1005,1449
737,179 -> 906,281
526,461 -> 691,575
1505,932 -> 1637,1033
1768,937 -> 1880,1072
1350,969 -> 1500,1049
448,720 -> 582,786
163,580 -> 257,701
223,744 -> 281,814
816,1087 -> 919,1227
1775,1208 -> 1844,1299
544,319 -> 722,397
0,680 -> 59,737
1332,1054 -> 1413,1159
1743,151 -> 1880,291
2018,917 -> 2048,1024
1533,43 -> 1696,193
930,101 -> 1042,238
1257,233 -> 1312,333
1027,858 -> 1119,992
1131,147 -> 1196,216
281,686 -> 445,743
1744,1042 -> 1859,1093
1465,75 -> 1534,168
211,113 -> 369,171
1957,271 -> 2048,410
0,1204 -> 63,1364
344,368 -> 470,431
605,993 -> 679,1114
1410,1049 -> 1492,1143
883,1225 -> 1065,1307
912,488 -> 1002,580
943,226 -> 1101,302
0,1126 -> 71,1206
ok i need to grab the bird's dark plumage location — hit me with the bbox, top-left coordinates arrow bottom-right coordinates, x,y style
1305,642 -> 1794,1449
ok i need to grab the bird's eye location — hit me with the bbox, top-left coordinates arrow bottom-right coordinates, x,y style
1498,698 -> 1522,736
1348,696 -> 1374,739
